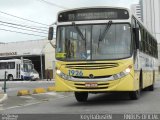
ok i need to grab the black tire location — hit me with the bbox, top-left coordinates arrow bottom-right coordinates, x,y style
148,84 -> 154,91
148,71 -> 155,91
8,75 -> 13,81
129,90 -> 140,100
74,92 -> 88,102
129,72 -> 141,100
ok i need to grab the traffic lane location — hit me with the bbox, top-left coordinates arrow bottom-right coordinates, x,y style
0,81 -> 54,96
0,92 -> 71,112
1,82 -> 160,114
60,89 -> 160,114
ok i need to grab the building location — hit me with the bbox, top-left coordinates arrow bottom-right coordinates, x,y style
140,0 -> 160,72
0,39 -> 55,79
131,4 -> 142,21
140,0 -> 160,43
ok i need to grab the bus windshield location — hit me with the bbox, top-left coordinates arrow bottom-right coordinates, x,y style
56,23 -> 131,61
23,63 -> 33,72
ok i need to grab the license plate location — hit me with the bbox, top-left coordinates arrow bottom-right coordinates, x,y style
85,83 -> 98,88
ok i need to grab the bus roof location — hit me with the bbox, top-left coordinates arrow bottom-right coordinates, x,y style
0,59 -> 31,62
57,6 -> 130,14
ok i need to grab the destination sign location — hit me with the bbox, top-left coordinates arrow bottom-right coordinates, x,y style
58,8 -> 129,22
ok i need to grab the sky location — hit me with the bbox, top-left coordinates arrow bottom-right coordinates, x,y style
0,0 -> 139,43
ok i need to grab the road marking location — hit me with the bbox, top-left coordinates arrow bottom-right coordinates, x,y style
20,96 -> 35,99
31,92 -> 57,96
44,92 -> 57,96
0,102 -> 42,111
0,94 -> 73,111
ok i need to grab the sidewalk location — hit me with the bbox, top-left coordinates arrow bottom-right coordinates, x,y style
0,93 -> 8,103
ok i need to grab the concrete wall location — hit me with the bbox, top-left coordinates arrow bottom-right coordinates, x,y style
44,41 -> 55,79
131,4 -> 142,21
140,0 -> 160,71
0,39 -> 56,79
0,40 -> 47,56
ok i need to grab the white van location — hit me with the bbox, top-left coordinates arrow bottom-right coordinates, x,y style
0,59 -> 39,80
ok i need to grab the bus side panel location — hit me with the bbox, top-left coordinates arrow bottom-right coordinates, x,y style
139,52 -> 158,89
0,69 -> 6,80
134,70 -> 140,91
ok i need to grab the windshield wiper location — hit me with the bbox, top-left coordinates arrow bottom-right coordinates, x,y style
98,21 -> 112,47
72,22 -> 86,41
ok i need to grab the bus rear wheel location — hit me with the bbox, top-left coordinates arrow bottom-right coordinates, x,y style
148,71 -> 155,91
74,92 -> 88,102
8,75 -> 13,81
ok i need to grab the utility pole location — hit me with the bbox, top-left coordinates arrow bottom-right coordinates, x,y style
4,71 -> 7,93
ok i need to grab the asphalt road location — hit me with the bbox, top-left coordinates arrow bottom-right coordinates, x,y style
0,80 -> 160,114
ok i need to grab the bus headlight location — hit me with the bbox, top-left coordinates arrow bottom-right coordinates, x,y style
113,66 -> 132,80
125,68 -> 131,73
56,69 -> 72,80
56,70 -> 61,74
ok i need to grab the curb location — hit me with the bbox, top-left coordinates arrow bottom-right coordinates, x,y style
0,94 -> 8,103
47,86 -> 55,92
17,90 -> 30,96
17,86 -> 55,96
33,88 -> 47,94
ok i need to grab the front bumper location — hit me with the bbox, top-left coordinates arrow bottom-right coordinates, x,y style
55,74 -> 135,92
21,75 -> 32,80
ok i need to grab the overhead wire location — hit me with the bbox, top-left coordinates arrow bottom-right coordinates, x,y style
36,0 -> 68,9
0,28 -> 47,37
0,10 -> 49,27
0,1 -> 61,39
0,20 -> 48,32
0,23 -> 48,34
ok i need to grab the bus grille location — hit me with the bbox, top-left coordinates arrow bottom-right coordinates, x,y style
72,75 -> 112,79
66,63 -> 118,70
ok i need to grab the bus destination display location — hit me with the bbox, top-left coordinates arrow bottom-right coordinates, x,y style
58,8 -> 129,22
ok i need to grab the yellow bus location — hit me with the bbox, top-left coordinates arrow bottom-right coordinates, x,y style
48,7 -> 158,102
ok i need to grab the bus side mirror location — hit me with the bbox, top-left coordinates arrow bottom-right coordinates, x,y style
48,27 -> 54,40
133,28 -> 139,49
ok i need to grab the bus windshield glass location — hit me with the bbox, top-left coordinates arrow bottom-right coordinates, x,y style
23,64 -> 34,72
56,23 -> 131,60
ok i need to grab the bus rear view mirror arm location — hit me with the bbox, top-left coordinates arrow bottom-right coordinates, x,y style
48,27 -> 54,40
133,28 -> 140,49
49,41 -> 56,48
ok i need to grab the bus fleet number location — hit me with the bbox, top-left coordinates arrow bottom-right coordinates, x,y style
68,70 -> 83,77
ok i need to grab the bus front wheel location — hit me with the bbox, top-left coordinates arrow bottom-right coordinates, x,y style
129,90 -> 140,100
148,84 -> 154,91
74,92 -> 88,102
